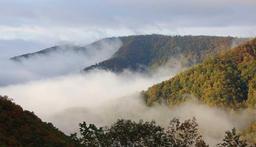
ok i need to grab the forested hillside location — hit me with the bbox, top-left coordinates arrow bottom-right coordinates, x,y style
143,38 -> 256,108
85,35 -> 245,72
0,96 -> 76,147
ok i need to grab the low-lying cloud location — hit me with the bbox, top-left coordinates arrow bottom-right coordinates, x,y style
0,68 -> 177,118
0,38 -> 121,86
0,67 -> 255,146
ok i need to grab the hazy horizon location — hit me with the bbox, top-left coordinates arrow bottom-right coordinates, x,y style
0,0 -> 255,57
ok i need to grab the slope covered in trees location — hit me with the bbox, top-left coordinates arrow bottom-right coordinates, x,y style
0,96 -> 76,147
84,35 -> 245,72
143,38 -> 256,108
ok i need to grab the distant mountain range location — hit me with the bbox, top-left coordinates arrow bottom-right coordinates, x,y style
11,35 -> 247,73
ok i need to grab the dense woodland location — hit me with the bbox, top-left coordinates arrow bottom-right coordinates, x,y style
143,38 -> 256,109
0,96 -> 77,147
84,35 -> 244,72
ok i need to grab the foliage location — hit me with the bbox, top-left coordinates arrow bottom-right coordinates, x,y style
247,76 -> 256,108
0,96 -> 77,147
73,118 -> 256,147
108,119 -> 169,147
143,38 -> 256,109
217,128 -> 248,147
70,122 -> 109,147
166,118 -> 208,147
72,119 -> 168,147
72,118 -> 210,147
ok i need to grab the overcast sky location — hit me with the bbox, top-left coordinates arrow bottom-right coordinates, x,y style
0,0 -> 256,57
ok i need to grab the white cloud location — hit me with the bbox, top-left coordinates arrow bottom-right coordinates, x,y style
0,25 -> 255,48
0,0 -> 255,46
0,70 -> 254,146
0,38 -> 122,86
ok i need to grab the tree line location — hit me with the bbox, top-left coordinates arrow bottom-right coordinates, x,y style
71,118 -> 256,147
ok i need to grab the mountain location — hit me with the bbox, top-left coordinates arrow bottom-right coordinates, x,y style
11,45 -> 85,61
0,96 -> 76,147
84,35 -> 246,72
12,35 -> 246,73
143,38 -> 256,109
8,37 -> 122,80
11,37 -> 120,62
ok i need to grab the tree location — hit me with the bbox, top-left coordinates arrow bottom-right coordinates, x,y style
70,122 -> 109,147
73,118 -> 210,147
106,119 -> 168,147
166,118 -> 208,147
217,128 -> 248,147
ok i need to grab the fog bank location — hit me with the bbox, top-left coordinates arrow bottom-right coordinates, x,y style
0,38 -> 122,86
0,67 -> 255,146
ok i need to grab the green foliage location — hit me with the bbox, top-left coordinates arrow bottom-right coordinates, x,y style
166,118 -> 208,147
72,119 -> 169,147
143,38 -> 256,109
217,128 -> 248,147
73,118 -> 255,147
0,96 -> 77,147
70,122 -> 109,147
108,119 -> 169,146
73,118 -> 210,147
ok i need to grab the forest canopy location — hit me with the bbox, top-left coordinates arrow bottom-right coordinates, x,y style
143,38 -> 256,109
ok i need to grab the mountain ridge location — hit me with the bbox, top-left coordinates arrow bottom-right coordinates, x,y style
11,35 -> 247,73
84,35 -> 247,72
10,37 -> 120,61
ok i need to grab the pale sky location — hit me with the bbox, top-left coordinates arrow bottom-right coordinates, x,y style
0,0 -> 255,57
